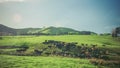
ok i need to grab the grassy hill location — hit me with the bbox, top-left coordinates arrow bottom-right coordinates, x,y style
0,24 -> 96,35
0,24 -> 16,35
16,28 -> 41,35
16,26 -> 82,35
41,26 -> 79,35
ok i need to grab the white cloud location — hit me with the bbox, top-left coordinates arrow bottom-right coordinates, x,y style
0,0 -> 45,4
0,0 -> 26,3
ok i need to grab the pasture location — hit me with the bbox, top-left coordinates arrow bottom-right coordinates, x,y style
0,35 -> 120,68
0,35 -> 120,47
0,55 -> 100,68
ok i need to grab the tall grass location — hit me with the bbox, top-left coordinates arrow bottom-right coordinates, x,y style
0,35 -> 119,68
0,55 -> 105,68
0,35 -> 119,48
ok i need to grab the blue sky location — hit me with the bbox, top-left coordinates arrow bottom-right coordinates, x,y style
0,0 -> 120,33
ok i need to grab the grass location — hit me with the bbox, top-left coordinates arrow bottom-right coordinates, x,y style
0,35 -> 119,68
0,55 -> 106,68
0,35 -> 120,48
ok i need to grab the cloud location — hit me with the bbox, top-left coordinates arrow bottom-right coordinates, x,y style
0,0 -> 25,3
0,0 -> 46,4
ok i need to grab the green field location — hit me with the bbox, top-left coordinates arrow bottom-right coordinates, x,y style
0,55 -> 101,68
0,35 -> 120,68
0,35 -> 120,47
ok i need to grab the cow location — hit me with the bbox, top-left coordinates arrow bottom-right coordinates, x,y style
16,48 -> 27,53
34,49 -> 43,55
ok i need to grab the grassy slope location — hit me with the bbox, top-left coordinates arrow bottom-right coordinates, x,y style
41,27 -> 79,35
0,35 -> 119,48
0,55 -> 105,68
0,35 -> 119,68
16,28 -> 41,34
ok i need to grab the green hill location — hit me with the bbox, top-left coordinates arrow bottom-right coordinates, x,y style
16,28 -> 41,35
40,26 -> 97,35
41,26 -> 80,35
0,24 -> 97,35
0,24 -> 16,35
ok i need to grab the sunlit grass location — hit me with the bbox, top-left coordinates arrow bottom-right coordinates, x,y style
0,55 -> 102,68
0,35 -> 119,48
0,35 -> 119,68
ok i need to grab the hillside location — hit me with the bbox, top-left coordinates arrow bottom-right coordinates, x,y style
41,26 -> 79,35
0,24 -> 96,35
41,26 -> 97,35
16,28 -> 41,35
0,35 -> 120,68
0,24 -> 16,35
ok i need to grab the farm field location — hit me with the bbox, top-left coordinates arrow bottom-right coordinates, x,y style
0,35 -> 120,68
0,55 -> 100,68
0,0 -> 120,68
0,35 -> 120,47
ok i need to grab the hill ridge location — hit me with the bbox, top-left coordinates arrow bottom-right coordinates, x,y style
0,24 -> 97,35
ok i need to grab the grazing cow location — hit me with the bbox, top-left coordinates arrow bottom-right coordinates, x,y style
85,51 -> 91,58
56,43 -> 64,49
45,52 -> 51,56
41,40 -> 110,59
48,45 -> 52,48
16,48 -> 27,53
34,49 -> 43,55
100,55 -> 109,60
42,40 -> 48,44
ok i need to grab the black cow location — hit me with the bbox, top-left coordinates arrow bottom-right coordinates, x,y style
16,48 -> 27,53
34,49 -> 43,55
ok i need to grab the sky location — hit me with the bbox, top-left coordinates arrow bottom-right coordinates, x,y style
0,0 -> 120,33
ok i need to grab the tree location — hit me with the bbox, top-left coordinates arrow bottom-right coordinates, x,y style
112,27 -> 120,37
